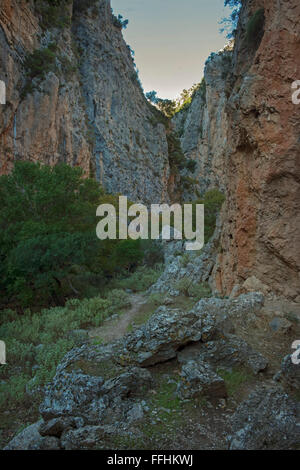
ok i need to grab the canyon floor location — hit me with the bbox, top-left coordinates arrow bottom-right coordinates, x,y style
3,288 -> 300,450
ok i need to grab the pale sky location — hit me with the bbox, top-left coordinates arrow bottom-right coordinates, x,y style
111,0 -> 230,100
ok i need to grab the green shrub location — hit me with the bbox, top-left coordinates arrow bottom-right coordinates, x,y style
188,282 -> 212,301
175,278 -> 212,300
104,289 -> 131,310
112,14 -> 129,30
167,133 -> 186,171
114,265 -> 163,292
245,8 -> 265,47
0,291 -> 129,409
217,367 -> 253,396
148,293 -> 165,307
23,43 -> 57,80
188,189 -> 225,243
34,0 -> 72,29
175,278 -> 191,297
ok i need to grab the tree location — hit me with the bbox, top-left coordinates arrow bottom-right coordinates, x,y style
0,162 -> 105,307
145,90 -> 158,104
220,0 -> 242,39
156,98 -> 176,118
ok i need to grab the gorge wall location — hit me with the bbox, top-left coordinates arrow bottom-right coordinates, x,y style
0,0 -> 299,300
0,0 -> 171,204
174,0 -> 300,301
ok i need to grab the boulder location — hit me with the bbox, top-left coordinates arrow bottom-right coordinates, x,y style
274,350 -> 300,392
4,421 -> 60,450
121,293 -> 264,367
177,334 -> 268,374
229,387 -> 300,450
178,361 -> 227,399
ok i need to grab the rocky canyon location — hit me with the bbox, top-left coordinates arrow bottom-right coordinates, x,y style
0,0 -> 299,452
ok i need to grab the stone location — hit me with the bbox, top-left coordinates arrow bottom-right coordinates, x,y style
274,351 -> 300,392
40,372 -> 105,421
60,425 -> 115,450
178,361 -> 227,399
121,293 -> 264,367
242,276 -> 270,295
4,421 -> 60,450
39,417 -> 79,438
177,334 -> 268,375
229,387 -> 300,450
269,317 -> 292,334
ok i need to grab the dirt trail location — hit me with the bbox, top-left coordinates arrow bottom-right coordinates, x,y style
88,293 -> 147,344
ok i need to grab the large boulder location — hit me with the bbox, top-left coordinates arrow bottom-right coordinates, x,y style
229,386 -> 300,450
120,293 -> 265,367
178,334 -> 268,375
40,367 -> 152,423
4,421 -> 60,450
178,361 -> 227,399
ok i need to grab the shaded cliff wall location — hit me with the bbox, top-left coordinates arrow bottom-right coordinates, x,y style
172,49 -> 231,198
0,0 -> 171,204
175,0 -> 300,300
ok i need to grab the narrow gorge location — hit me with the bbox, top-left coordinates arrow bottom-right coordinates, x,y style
0,0 -> 299,451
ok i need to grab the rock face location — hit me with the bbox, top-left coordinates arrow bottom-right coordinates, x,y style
174,0 -> 300,300
172,49 -> 231,198
0,0 -> 171,203
214,0 -> 300,301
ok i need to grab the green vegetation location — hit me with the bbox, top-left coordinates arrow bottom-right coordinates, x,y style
245,8 -> 265,47
146,79 -> 206,120
113,265 -> 163,293
175,79 -> 206,114
175,279 -> 212,300
167,132 -> 185,170
34,0 -> 72,29
217,367 -> 253,396
112,13 -> 129,30
0,291 -> 130,428
20,43 -> 58,98
0,162 -> 163,310
220,0 -> 242,39
190,188 -> 226,242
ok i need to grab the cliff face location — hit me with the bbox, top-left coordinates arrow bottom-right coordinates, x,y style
176,0 -> 300,300
1,0 -> 299,299
0,0 -> 170,204
172,49 -> 231,197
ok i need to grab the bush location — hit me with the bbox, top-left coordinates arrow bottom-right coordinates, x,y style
245,8 -> 265,47
0,292 -> 127,407
175,278 -> 212,299
34,0 -> 72,29
23,43 -> 57,80
0,162 -> 155,309
167,133 -> 186,171
188,282 -> 212,301
114,265 -> 163,292
112,13 -> 129,30
189,189 -> 225,243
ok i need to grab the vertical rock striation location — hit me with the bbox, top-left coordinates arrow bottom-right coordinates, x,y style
0,0 -> 171,204
173,0 -> 300,300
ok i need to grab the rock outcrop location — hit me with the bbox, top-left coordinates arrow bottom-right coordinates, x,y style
0,0 -> 171,203
229,386 -> 300,450
174,0 -> 300,300
5,292 -> 275,450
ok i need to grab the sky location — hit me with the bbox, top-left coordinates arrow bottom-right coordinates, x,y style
111,0 -> 230,100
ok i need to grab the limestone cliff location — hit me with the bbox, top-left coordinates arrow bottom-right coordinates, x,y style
172,49 -> 231,198
0,0 -> 171,204
174,0 -> 300,300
